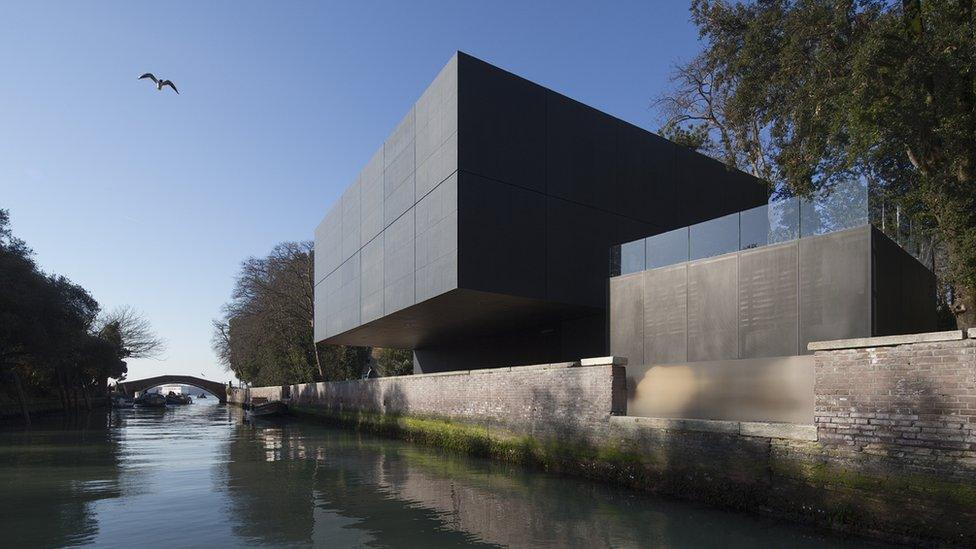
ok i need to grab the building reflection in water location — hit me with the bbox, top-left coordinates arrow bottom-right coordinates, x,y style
222,417 -> 849,548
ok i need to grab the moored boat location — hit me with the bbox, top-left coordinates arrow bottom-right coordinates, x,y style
135,393 -> 167,408
111,395 -> 134,408
247,400 -> 287,419
165,392 -> 192,405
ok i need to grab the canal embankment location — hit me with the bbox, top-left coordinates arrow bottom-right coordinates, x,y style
229,329 -> 976,546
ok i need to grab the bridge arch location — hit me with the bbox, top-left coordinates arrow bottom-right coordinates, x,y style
117,375 -> 228,403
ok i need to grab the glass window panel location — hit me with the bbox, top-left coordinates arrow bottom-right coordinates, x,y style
690,213 -> 738,260
619,239 -> 645,275
645,227 -> 689,269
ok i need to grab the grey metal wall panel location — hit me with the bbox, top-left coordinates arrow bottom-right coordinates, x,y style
336,252 -> 361,334
457,53 -> 546,193
340,177 -> 361,262
360,234 -> 384,324
384,208 -> 415,314
416,132 -> 457,200
609,273 -> 643,367
384,149 -> 415,226
642,265 -> 688,364
384,108 -> 416,226
415,173 -> 458,302
323,267 -> 342,339
416,54 -> 458,183
738,243 -> 798,358
314,205 -> 341,284
359,147 -> 384,246
799,226 -> 871,350
546,93 -> 617,212
313,279 -> 328,342
459,173 -> 546,299
687,255 -> 738,362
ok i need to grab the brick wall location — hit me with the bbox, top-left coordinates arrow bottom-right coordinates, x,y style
290,361 -> 626,444
814,330 -> 976,479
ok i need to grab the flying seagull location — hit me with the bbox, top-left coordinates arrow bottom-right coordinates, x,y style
138,73 -> 179,94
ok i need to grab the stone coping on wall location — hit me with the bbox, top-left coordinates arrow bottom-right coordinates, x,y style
610,415 -> 818,442
295,358 -> 629,386
807,329 -> 967,351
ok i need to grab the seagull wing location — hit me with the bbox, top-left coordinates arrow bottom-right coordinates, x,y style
139,73 -> 158,83
160,80 -> 179,94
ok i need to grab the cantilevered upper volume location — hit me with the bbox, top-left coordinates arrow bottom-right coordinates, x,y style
314,52 -> 767,372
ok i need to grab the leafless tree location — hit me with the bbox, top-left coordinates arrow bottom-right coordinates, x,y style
97,305 -> 166,359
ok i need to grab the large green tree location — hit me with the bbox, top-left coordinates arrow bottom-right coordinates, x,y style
660,0 -> 975,327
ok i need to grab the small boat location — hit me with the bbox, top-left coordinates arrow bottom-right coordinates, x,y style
165,392 -> 192,405
247,399 -> 287,419
135,393 -> 167,408
111,395 -> 134,409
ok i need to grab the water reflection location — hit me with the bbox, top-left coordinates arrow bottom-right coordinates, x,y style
0,403 -> 880,548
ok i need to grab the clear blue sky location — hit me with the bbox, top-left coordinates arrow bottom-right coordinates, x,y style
0,1 -> 702,383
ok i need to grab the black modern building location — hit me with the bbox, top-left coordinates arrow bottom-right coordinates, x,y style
313,52 -> 768,373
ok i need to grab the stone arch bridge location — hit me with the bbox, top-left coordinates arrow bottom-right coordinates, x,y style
117,375 -> 228,403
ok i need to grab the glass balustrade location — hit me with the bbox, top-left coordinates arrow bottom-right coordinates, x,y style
610,179 -> 877,277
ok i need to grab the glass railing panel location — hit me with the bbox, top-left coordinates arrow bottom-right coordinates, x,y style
646,227 -> 689,269
690,212 -> 738,260
618,239 -> 646,276
800,179 -> 868,237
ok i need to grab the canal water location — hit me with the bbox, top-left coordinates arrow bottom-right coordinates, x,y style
0,401 -> 883,548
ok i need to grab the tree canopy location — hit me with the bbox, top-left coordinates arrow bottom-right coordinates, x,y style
659,0 -> 975,327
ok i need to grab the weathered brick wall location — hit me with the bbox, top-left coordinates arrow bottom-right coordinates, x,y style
290,362 -> 626,444
814,331 -> 976,479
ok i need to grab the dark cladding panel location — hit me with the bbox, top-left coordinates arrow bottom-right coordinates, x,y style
546,93 -> 617,212
314,205 -> 340,284
384,108 -> 416,226
687,255 -> 738,362
360,234 -> 384,324
415,173 -> 458,302
322,267 -> 342,339
336,251 -> 361,334
313,279 -> 328,342
340,176 -> 361,263
458,172 -> 546,299
545,198 -> 617,308
674,145 -> 767,228
383,207 -> 415,315
360,147 -> 384,246
799,226 -> 871,350
615,123 -> 678,225
457,53 -> 546,193
609,273 -> 643,367
642,265 -> 688,364
417,131 -> 457,201
872,228 -> 937,336
738,243 -> 799,358
416,55 -> 458,199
